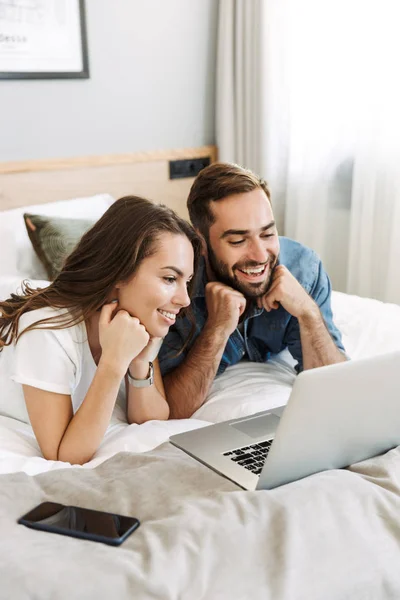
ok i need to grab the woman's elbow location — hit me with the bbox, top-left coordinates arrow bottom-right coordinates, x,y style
55,447 -> 94,466
128,403 -> 170,425
41,449 -> 59,462
157,403 -> 170,422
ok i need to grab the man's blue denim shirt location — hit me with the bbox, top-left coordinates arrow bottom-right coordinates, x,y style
159,237 -> 346,377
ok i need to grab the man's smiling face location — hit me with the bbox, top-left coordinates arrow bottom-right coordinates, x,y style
206,188 -> 280,299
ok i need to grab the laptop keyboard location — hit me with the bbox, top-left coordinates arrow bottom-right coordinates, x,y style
222,440 -> 273,476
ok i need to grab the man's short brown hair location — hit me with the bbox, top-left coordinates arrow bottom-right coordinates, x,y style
187,162 -> 271,239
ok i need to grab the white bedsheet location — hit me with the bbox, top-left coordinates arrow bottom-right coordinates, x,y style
1,281 -> 400,477
0,414 -> 210,475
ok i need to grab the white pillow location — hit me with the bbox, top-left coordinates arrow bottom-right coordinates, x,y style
0,277 -> 50,302
0,227 -> 17,278
331,290 -> 400,359
0,193 -> 115,279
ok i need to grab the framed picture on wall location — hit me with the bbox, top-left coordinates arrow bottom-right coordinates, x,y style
0,0 -> 89,80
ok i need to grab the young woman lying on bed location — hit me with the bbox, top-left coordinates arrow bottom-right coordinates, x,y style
0,197 -> 200,465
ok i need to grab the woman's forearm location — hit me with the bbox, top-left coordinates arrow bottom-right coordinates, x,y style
57,359 -> 123,465
126,383 -> 170,424
126,360 -> 169,424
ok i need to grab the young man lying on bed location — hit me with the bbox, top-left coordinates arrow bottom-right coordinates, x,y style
159,162 -> 347,419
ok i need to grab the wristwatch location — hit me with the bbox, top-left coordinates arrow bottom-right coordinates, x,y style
127,362 -> 154,388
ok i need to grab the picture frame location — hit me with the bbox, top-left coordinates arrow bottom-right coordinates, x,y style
0,0 -> 89,80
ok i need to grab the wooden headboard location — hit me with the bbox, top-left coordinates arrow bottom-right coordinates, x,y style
0,145 -> 217,219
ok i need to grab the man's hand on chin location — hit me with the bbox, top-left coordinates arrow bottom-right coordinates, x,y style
258,265 -> 318,320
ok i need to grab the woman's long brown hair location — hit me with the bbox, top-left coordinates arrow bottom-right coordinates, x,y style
0,196 -> 202,349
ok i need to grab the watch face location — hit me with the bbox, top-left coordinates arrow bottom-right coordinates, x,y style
147,362 -> 154,386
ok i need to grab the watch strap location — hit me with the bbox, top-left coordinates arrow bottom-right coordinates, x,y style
127,362 -> 154,388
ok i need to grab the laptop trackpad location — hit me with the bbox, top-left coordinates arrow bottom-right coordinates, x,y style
230,413 -> 280,439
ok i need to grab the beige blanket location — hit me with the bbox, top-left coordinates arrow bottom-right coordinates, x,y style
1,443 -> 400,600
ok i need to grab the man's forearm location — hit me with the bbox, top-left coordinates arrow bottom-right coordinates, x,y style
163,324 -> 229,419
298,306 -> 347,370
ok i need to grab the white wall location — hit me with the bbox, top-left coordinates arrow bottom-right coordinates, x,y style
0,0 -> 218,161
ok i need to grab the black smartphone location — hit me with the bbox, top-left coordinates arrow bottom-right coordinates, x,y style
18,502 -> 140,546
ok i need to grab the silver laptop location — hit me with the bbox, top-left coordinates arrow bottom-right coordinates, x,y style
170,351 -> 400,490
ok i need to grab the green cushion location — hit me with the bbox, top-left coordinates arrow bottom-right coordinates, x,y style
24,213 -> 95,280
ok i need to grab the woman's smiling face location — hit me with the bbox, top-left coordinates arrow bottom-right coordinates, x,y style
115,232 -> 194,337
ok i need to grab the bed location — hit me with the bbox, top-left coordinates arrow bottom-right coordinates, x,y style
1,151 -> 400,599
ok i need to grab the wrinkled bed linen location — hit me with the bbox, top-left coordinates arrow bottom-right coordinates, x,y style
1,443 -> 400,600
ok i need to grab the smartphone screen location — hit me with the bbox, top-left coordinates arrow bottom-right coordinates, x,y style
18,502 -> 140,546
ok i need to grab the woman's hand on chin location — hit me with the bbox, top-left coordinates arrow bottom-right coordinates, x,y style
98,301 -> 150,376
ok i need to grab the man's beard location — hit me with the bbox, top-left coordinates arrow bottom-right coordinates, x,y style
207,245 -> 279,299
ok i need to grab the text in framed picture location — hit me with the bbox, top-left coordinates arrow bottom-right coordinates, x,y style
0,0 -> 89,80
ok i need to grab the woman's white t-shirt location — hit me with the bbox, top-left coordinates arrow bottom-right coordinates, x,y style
0,307 -> 127,424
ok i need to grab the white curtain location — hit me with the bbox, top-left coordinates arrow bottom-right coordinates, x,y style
216,0 -> 263,168
216,0 -> 400,303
